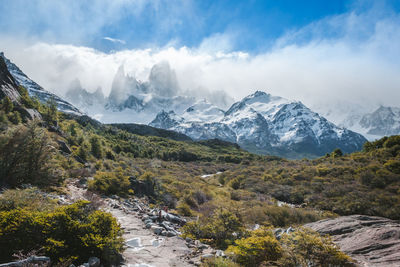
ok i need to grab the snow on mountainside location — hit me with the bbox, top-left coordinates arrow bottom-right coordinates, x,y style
64,62 -> 196,124
359,106 -> 400,137
314,101 -> 400,141
0,53 -> 82,115
150,91 -> 367,158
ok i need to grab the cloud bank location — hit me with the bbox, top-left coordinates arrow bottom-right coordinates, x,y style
0,2 -> 400,117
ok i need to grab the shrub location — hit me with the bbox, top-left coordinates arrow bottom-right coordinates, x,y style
227,227 -> 282,266
0,188 -> 57,212
90,135 -> 103,159
384,159 -> 400,174
0,96 -> 13,113
181,208 -> 244,249
0,122 -> 58,187
43,97 -> 58,125
226,228 -> 353,267
0,201 -> 124,265
176,202 -> 193,216
201,257 -> 240,267
278,228 -> 353,266
332,148 -> 343,157
88,169 -> 130,196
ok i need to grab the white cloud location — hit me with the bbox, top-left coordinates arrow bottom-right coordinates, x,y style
103,37 -> 126,45
0,4 -> 400,117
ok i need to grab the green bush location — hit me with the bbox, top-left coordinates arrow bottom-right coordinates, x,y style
201,257 -> 240,267
0,188 -> 57,212
90,135 -> 103,159
0,201 -> 124,265
226,228 -> 352,267
278,228 -> 353,266
227,227 -> 282,266
0,122 -> 59,187
182,209 -> 244,249
88,169 -> 130,196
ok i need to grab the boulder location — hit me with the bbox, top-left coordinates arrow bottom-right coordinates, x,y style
166,231 -> 176,237
57,140 -> 72,154
88,257 -> 100,267
151,225 -> 164,235
201,254 -> 214,261
305,215 -> 400,267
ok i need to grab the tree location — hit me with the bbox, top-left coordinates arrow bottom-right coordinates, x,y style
43,97 -> 58,125
1,96 -> 13,113
90,135 -> 103,158
332,148 -> 343,158
77,141 -> 89,162
0,121 -> 57,187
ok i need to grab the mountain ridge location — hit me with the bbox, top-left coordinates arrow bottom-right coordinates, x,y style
151,91 -> 367,158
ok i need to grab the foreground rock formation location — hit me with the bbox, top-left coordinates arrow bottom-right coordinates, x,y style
305,215 -> 400,267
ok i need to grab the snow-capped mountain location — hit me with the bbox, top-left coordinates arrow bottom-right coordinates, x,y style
358,106 -> 400,137
315,101 -> 400,140
150,91 -> 367,158
1,53 -> 82,115
64,62 -> 196,123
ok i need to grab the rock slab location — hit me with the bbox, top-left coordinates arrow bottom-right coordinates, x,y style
305,215 -> 400,267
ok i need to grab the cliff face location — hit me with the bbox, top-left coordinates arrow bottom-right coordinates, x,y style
0,56 -> 21,103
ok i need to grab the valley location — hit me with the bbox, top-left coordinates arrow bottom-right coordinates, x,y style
0,52 -> 400,267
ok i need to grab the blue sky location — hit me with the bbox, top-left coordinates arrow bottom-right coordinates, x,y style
1,0 -> 399,52
1,0 -> 400,116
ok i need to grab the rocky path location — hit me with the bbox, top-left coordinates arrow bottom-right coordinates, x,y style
66,180 -> 210,267
109,207 -> 191,267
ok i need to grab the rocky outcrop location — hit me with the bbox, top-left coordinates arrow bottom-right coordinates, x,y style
305,215 -> 400,267
0,56 -> 21,103
1,53 -> 82,115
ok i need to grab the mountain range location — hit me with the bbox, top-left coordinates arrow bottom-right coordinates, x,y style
7,52 -> 400,158
150,92 -> 367,158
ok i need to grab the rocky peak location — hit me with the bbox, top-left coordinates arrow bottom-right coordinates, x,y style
150,110 -> 183,129
148,61 -> 179,98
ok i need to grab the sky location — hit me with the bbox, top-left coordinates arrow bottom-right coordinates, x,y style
0,0 -> 400,118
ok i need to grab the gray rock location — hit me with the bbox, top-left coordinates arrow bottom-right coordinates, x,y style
215,250 -> 225,257
201,254 -> 214,260
88,257 -> 100,267
151,225 -> 164,235
305,215 -> 400,267
166,231 -> 176,237
198,243 -> 209,249
57,140 -> 72,154
144,219 -> 153,225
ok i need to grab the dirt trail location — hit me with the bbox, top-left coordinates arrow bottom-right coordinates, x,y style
66,180 -> 193,267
